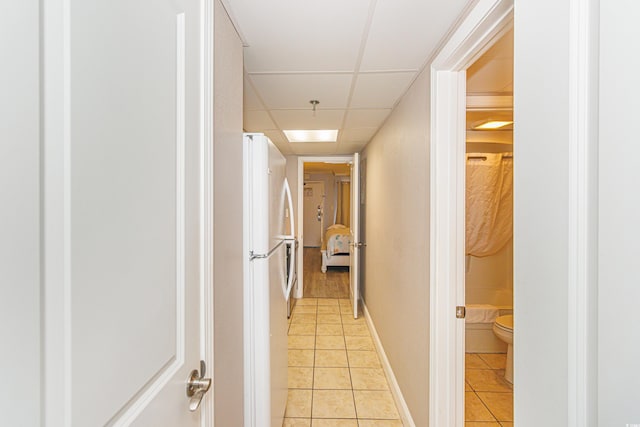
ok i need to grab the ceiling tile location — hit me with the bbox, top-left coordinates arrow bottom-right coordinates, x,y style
226,0 -> 371,72
343,109 -> 391,128
335,143 -> 367,155
243,110 -> 276,131
243,76 -> 264,110
467,58 -> 513,93
350,72 -> 415,108
359,0 -> 468,71
249,74 -> 353,109
271,109 -> 345,130
290,143 -> 338,156
339,128 -> 378,144
263,130 -> 294,155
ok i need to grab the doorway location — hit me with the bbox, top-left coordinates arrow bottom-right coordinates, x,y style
295,156 -> 360,310
429,0 -> 514,425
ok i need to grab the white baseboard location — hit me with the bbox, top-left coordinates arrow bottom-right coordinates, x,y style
362,302 -> 416,427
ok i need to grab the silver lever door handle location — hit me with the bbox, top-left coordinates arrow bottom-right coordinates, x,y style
187,360 -> 212,412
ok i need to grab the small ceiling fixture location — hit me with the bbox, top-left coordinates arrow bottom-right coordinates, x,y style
473,120 -> 514,130
283,129 -> 339,143
310,99 -> 319,117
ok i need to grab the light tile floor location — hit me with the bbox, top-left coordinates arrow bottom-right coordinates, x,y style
284,297 -> 404,427
465,353 -> 513,427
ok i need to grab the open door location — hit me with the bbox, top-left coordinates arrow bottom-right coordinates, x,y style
41,1 -> 211,425
349,153 -> 361,318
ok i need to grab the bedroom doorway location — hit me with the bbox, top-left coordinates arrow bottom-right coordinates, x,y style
295,155 -> 360,312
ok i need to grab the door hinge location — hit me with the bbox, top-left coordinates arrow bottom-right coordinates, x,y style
456,306 -> 466,319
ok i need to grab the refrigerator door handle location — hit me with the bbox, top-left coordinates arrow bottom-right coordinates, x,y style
283,178 -> 296,300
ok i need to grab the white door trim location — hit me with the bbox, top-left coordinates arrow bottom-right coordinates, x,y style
428,1 -> 513,426
566,0 -> 598,425
201,0 -> 215,425
296,156 -> 354,299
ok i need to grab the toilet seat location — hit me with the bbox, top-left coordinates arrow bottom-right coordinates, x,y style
494,314 -> 513,332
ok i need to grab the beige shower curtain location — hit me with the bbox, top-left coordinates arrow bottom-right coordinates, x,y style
335,181 -> 351,227
466,153 -> 513,257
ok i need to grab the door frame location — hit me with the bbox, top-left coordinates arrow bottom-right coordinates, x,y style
428,1 -> 513,425
429,0 -> 598,425
296,156 -> 354,299
40,0 -> 216,424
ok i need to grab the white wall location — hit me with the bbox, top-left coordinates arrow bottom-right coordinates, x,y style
306,172 -> 337,230
361,66 -> 431,427
465,240 -> 513,306
0,1 -> 41,425
598,1 -> 640,424
213,0 -> 244,424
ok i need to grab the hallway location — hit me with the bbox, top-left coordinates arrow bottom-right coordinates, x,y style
285,297 -> 402,426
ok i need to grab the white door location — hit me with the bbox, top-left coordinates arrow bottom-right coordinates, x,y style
350,154 -> 361,318
303,181 -> 325,247
42,1 -> 210,425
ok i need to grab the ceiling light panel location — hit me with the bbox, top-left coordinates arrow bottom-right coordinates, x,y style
284,130 -> 339,143
350,72 -> 416,108
249,74 -> 352,109
228,0 -> 371,72
359,0 -> 468,71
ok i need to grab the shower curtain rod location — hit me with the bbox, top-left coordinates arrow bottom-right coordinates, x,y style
467,154 -> 513,160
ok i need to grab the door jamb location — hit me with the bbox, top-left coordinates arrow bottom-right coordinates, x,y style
201,0 -> 215,425
428,1 -> 513,426
296,156 -> 354,299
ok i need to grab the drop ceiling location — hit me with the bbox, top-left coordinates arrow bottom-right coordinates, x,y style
222,0 -> 470,156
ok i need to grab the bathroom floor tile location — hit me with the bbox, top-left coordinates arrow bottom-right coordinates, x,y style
289,349 -> 315,367
353,390 -> 400,419
297,298 -> 318,306
465,392 -> 496,422
478,353 -> 507,370
315,335 -> 346,350
466,353 -> 490,369
477,392 -> 513,421
285,389 -> 312,418
312,390 -> 356,419
313,367 -> 352,389
466,369 -> 512,392
315,349 -> 349,367
350,368 -> 389,390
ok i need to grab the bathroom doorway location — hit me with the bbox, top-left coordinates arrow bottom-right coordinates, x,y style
428,1 -> 514,425
463,27 -> 514,425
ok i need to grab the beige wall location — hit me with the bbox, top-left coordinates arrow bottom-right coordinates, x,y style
213,0 -> 244,424
306,172 -> 337,231
361,66 -> 431,426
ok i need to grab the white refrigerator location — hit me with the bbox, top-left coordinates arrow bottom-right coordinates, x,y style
243,133 -> 296,427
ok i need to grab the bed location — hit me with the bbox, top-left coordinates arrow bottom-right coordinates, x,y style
321,224 -> 352,273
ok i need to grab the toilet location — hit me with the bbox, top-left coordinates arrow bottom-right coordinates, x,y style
492,314 -> 513,384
